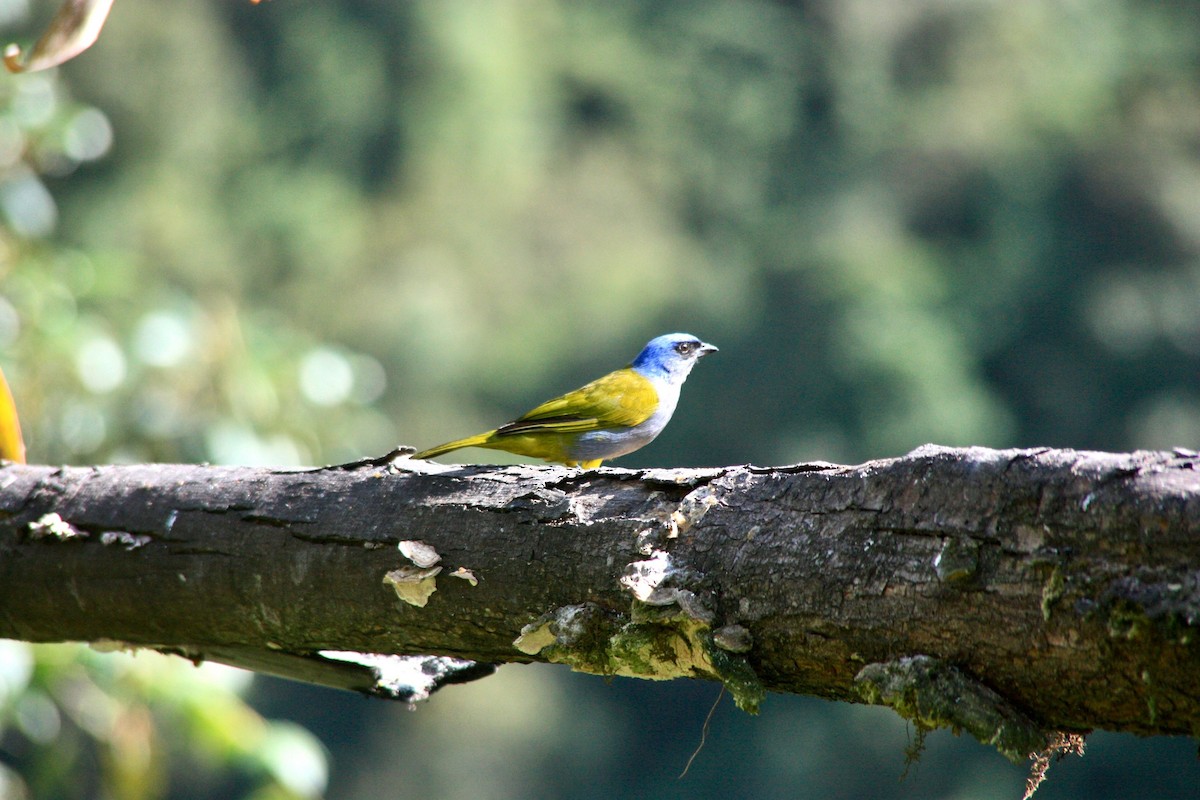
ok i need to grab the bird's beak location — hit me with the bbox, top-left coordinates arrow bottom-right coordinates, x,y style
698,342 -> 718,357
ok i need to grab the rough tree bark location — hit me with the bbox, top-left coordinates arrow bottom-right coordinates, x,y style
1,446 -> 1197,763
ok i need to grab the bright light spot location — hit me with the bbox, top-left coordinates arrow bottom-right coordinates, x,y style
299,347 -> 354,406
195,660 -> 255,693
62,108 -> 113,162
1086,277 -> 1155,354
0,640 -> 33,704
12,73 -> 56,127
206,421 -> 304,466
0,170 -> 57,237
350,353 -> 387,404
260,723 -> 328,797
14,689 -> 61,744
60,401 -> 106,453
0,0 -> 30,27
1128,394 -> 1200,451
134,311 -> 192,367
1159,280 -> 1200,355
106,447 -> 145,465
75,336 -> 126,393
0,763 -> 27,799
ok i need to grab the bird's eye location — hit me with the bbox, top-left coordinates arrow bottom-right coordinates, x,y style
674,341 -> 696,356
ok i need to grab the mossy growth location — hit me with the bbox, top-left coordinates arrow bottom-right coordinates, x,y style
1105,600 -> 1154,640
1041,565 -> 1065,621
514,602 -> 765,713
854,655 -> 1045,764
1102,596 -> 1199,645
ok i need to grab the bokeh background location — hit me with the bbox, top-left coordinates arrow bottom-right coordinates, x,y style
2,0 -> 1200,797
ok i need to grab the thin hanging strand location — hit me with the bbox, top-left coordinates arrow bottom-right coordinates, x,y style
679,686 -> 725,779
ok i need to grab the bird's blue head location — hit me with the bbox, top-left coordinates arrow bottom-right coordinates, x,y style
630,333 -> 718,384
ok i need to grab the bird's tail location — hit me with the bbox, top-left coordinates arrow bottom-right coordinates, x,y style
413,431 -> 496,461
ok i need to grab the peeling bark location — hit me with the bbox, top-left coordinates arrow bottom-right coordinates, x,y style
1,446 -> 1198,745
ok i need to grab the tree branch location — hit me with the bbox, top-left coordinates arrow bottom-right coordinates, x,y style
1,446 -> 1197,756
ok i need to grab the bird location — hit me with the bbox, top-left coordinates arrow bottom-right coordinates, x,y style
413,333 -> 718,468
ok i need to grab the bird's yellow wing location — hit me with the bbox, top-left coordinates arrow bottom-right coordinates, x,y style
495,367 -> 658,436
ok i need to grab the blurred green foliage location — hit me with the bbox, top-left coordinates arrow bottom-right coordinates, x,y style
2,0 -> 1200,797
0,641 -> 326,799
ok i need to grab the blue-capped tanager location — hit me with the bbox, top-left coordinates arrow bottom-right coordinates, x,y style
414,333 -> 718,468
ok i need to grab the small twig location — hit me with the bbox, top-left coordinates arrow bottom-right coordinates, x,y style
311,446 -> 416,472
1023,732 -> 1086,799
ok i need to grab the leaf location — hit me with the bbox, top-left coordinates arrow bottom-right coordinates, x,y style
4,0 -> 116,74
0,365 -> 25,463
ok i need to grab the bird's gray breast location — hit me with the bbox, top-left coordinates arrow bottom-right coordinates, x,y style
567,381 -> 680,461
